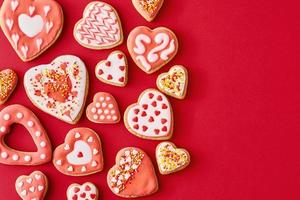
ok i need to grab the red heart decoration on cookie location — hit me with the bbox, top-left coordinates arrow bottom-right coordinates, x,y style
67,182 -> 99,200
0,69 -> 18,104
127,26 -> 178,74
0,0 -> 63,61
15,171 -> 48,200
107,147 -> 158,198
132,0 -> 164,22
124,89 -> 173,140
53,128 -> 104,176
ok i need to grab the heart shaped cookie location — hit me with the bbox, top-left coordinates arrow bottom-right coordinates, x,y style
74,1 -> 123,49
124,89 -> 173,140
15,171 -> 48,200
86,92 -> 121,124
95,51 -> 128,87
127,26 -> 178,74
24,55 -> 88,124
157,65 -> 188,99
132,0 -> 164,22
67,182 -> 99,200
156,142 -> 190,175
0,105 -> 52,165
53,128 -> 104,176
0,0 -> 63,61
0,69 -> 18,104
107,147 -> 158,198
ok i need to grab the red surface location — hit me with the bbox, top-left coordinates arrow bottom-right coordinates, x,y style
0,0 -> 300,199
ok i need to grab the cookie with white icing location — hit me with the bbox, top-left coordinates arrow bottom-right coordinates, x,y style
132,0 -> 164,22
67,182 -> 99,200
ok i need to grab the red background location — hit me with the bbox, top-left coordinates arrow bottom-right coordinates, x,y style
1,0 -> 300,199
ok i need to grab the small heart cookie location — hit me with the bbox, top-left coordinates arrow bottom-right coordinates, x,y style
95,51 -> 128,87
156,65 -> 188,99
86,92 -> 121,124
67,182 -> 99,200
15,171 -> 48,200
124,89 -> 173,140
127,26 -> 178,74
156,142 -> 190,175
0,69 -> 18,104
24,55 -> 88,124
107,147 -> 158,198
132,0 -> 164,22
53,128 -> 104,176
74,1 -> 123,49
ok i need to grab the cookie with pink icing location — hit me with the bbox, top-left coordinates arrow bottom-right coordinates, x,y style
53,128 -> 104,176
107,147 -> 158,198
124,89 -> 173,140
67,182 -> 99,200
95,51 -> 128,87
15,171 -> 48,200
0,104 -> 52,166
0,69 -> 18,104
86,92 -> 121,124
127,26 -> 178,74
132,0 -> 164,22
0,0 -> 64,61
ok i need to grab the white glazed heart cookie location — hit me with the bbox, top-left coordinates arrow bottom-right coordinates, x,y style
132,0 -> 164,22
24,55 -> 88,124
67,182 -> 99,200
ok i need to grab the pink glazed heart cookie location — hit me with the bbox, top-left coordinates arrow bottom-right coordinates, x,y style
15,171 -> 48,200
86,92 -> 121,124
107,147 -> 158,198
127,26 -> 178,74
53,128 -> 104,176
0,0 -> 63,61
24,55 -> 88,124
0,105 -> 52,166
124,89 -> 173,140
74,1 -> 123,49
132,0 -> 164,22
0,69 -> 18,104
67,182 -> 99,200
95,51 -> 128,87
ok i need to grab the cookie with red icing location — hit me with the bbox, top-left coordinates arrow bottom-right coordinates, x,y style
15,171 -> 48,200
86,92 -> 121,124
67,182 -> 99,200
132,0 -> 164,22
53,128 -> 104,176
0,0 -> 64,61
0,69 -> 18,104
0,104 -> 52,166
124,89 -> 173,140
107,147 -> 158,198
95,51 -> 128,87
24,55 -> 89,124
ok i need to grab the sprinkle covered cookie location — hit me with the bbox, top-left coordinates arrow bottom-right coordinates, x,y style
67,182 -> 99,200
132,0 -> 164,22
0,69 -> 18,104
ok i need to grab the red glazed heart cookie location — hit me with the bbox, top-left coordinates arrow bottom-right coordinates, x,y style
67,182 -> 99,200
15,171 -> 48,200
127,26 -> 178,74
53,128 -> 104,176
132,0 -> 164,22
124,89 -> 173,140
95,51 -> 128,87
0,105 -> 52,165
107,147 -> 158,198
86,92 -> 121,124
74,1 -> 123,49
24,55 -> 88,124
156,65 -> 188,99
0,0 -> 63,61
0,69 -> 18,104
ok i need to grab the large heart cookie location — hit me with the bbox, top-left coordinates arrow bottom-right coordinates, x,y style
156,142 -> 190,175
24,55 -> 88,124
53,128 -> 104,176
0,0 -> 63,61
107,147 -> 158,198
0,69 -> 18,104
15,171 -> 48,200
0,105 -> 52,165
124,89 -> 173,140
156,65 -> 188,99
132,0 -> 164,22
95,51 -> 128,87
127,26 -> 178,74
74,1 -> 123,49
67,182 -> 99,200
